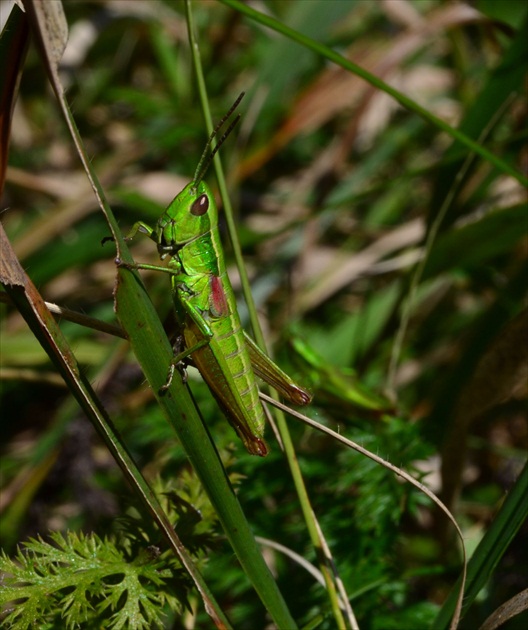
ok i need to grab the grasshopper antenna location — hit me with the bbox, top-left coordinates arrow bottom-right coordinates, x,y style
193,92 -> 245,187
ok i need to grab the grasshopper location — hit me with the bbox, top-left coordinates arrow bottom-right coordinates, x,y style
117,94 -> 311,456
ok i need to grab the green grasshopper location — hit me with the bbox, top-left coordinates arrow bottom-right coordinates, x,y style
117,94 -> 312,456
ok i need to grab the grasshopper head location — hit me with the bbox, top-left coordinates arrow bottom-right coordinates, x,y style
156,181 -> 218,256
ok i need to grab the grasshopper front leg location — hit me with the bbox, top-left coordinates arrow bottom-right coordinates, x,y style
102,221 -> 155,247
124,221 -> 156,241
115,258 -> 176,276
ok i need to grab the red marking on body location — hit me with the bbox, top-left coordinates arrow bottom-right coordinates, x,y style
210,275 -> 229,317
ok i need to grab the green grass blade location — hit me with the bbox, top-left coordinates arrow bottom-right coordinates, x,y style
433,461 -> 528,629
219,0 -> 527,187
113,263 -> 297,628
0,222 -> 232,626
429,15 -> 528,227
185,2 -> 350,626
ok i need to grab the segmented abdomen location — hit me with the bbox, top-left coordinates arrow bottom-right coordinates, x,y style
214,320 -> 264,429
209,278 -> 265,435
182,269 -> 267,455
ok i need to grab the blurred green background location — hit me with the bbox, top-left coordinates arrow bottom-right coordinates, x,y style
1,1 -> 526,628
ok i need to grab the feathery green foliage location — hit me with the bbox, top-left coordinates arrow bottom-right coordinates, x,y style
0,530 -> 187,629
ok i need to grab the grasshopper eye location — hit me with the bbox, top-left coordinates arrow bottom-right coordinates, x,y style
191,194 -> 209,216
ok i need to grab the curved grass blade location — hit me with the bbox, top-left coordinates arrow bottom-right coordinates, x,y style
219,0 -> 527,187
